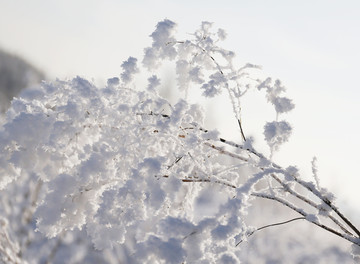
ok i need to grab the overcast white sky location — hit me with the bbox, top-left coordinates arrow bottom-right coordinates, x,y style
0,0 -> 359,221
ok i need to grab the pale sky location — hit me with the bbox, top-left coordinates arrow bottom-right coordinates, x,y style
0,0 -> 359,221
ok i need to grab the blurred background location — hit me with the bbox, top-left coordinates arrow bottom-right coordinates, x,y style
0,48 -> 44,113
0,0 -> 359,262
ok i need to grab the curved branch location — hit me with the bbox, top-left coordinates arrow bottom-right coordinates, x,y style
137,111 -> 360,240
293,177 -> 360,238
252,192 -> 360,246
269,173 -> 354,236
215,136 -> 360,238
236,217 -> 306,246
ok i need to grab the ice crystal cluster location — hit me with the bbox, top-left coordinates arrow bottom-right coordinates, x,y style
0,20 -> 359,263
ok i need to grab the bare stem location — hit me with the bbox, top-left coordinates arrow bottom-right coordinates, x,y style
181,178 -> 236,189
215,136 -> 360,238
237,119 -> 246,142
138,111 -> 360,242
270,173 -> 353,236
236,217 -> 306,246
252,193 -> 360,246
203,142 -> 248,162
293,177 -> 360,238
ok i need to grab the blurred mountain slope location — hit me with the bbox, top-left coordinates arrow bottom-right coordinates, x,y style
0,48 -> 45,113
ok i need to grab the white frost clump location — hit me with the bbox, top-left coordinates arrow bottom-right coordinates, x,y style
201,72 -> 226,97
120,56 -> 139,84
0,19 -> 357,263
176,60 -> 204,91
264,121 -> 292,151
147,75 -> 161,92
258,78 -> 295,114
143,19 -> 177,70
0,75 -> 248,261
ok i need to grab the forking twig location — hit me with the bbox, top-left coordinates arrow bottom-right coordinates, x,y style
168,40 -> 248,142
138,111 -> 360,246
252,193 -> 360,246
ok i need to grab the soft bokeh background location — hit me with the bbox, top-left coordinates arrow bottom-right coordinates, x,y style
1,0 -> 359,253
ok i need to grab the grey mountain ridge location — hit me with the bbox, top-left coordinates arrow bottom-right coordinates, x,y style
0,48 -> 45,112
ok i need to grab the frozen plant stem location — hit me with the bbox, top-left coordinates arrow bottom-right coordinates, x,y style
1,19 -> 359,262
168,39 -> 247,141
213,135 -> 360,239
292,176 -> 360,238
235,217 -> 306,246
213,136 -> 360,244
142,110 -> 360,245
252,193 -> 360,247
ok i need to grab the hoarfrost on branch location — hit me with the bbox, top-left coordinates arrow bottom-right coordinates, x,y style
0,19 -> 359,263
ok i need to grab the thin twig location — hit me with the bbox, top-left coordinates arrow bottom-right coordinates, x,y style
167,41 -> 224,75
237,119 -> 246,142
269,173 -> 353,236
218,137 -> 264,159
203,142 -> 248,162
236,217 -> 306,246
252,193 -> 360,246
181,178 -> 236,189
292,177 -> 360,238
167,156 -> 183,169
136,111 -> 360,240
136,112 -> 170,119
215,136 -> 360,238
168,40 -> 248,141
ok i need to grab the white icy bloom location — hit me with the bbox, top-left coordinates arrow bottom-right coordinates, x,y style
143,19 -> 177,69
258,78 -> 294,114
0,74 -> 250,261
188,104 -> 205,125
151,19 -> 177,50
242,136 -> 255,150
272,96 -> 295,114
147,75 -> 161,92
189,66 -> 204,84
311,156 -> 321,189
194,21 -> 213,41
241,63 -> 262,70
1,19 -> 352,264
272,79 -> 286,96
217,28 -> 227,41
285,165 -> 299,181
201,21 -> 213,33
201,72 -> 226,97
142,47 -> 158,70
264,121 -> 292,151
120,56 -> 139,84
176,60 -> 191,91
176,60 -> 204,91
177,40 -> 196,59
257,77 -> 272,91
107,77 -> 119,86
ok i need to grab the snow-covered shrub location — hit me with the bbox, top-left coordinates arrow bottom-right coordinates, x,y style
0,19 -> 359,263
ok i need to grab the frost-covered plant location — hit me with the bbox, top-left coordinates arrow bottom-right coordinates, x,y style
0,19 -> 359,263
